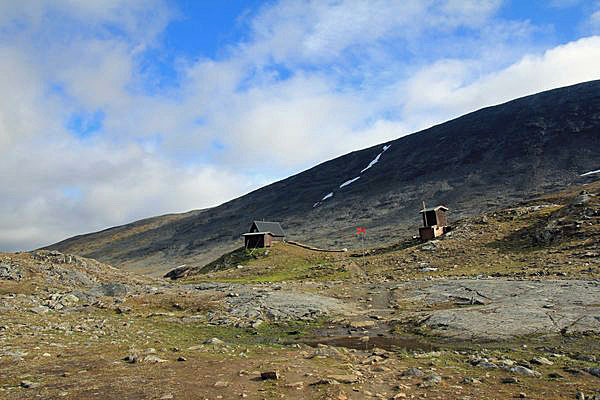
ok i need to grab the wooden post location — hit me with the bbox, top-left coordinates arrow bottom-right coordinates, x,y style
362,231 -> 366,270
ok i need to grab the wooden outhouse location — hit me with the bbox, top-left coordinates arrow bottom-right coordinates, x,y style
419,206 -> 449,241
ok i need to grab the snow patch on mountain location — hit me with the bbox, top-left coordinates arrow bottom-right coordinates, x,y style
581,169 -> 600,177
314,144 -> 392,208
339,176 -> 360,188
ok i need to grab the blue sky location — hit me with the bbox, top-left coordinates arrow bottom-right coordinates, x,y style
1,0 -> 600,251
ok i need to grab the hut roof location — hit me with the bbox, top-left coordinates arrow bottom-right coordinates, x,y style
251,221 -> 286,237
419,205 -> 449,213
242,232 -> 273,236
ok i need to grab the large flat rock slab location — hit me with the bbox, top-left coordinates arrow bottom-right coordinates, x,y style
396,279 -> 600,340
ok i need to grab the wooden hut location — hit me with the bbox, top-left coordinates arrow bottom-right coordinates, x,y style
243,232 -> 274,249
419,205 -> 449,241
243,221 -> 286,248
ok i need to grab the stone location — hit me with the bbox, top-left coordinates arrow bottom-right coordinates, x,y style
310,379 -> 339,386
164,265 -> 189,280
576,392 -> 585,400
584,367 -> 600,378
518,392 -> 527,398
20,381 -> 39,389
94,283 -> 128,297
509,366 -> 541,377
203,337 -> 224,345
477,361 -> 498,369
176,356 -> 187,362
401,367 -> 424,377
326,374 -> 359,384
349,320 -> 376,329
60,294 -> 80,306
0,263 -> 24,281
501,377 -> 519,384
260,371 -> 279,380
563,367 -> 583,376
30,306 -> 50,314
425,374 -> 442,384
575,354 -> 597,362
530,357 -> 553,366
123,355 -> 139,363
251,320 -> 263,329
214,381 -> 229,388
392,394 -> 407,399
144,355 -> 167,363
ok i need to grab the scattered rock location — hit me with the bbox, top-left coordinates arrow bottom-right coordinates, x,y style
530,357 -> 553,366
326,374 -> 358,384
501,377 -> 519,384
30,306 -> 50,314
401,368 -> 424,377
563,367 -> 583,376
509,366 -> 541,377
575,354 -> 597,362
310,378 -> 339,386
214,381 -> 229,388
349,320 -> 376,329
251,320 -> 263,329
176,356 -> 187,362
203,337 -> 224,345
584,367 -> 600,378
144,355 -> 167,363
576,391 -> 585,400
424,374 -> 442,385
92,283 -> 128,297
0,263 -> 25,281
164,265 -> 189,280
123,355 -> 139,364
19,380 -> 39,389
477,361 -> 498,369
260,371 -> 279,380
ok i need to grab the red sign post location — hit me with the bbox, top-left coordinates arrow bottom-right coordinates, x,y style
355,226 -> 367,268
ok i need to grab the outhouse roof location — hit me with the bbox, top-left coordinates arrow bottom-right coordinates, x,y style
419,205 -> 449,213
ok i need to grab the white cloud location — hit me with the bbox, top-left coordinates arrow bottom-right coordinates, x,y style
1,0 -> 600,252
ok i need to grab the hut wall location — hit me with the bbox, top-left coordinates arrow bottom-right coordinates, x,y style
435,210 -> 448,226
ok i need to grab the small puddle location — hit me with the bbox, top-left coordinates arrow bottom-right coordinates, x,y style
298,335 -> 437,352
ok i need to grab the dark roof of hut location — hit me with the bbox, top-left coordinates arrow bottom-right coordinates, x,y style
251,221 -> 286,237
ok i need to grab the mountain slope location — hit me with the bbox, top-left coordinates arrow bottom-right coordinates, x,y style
47,80 -> 600,275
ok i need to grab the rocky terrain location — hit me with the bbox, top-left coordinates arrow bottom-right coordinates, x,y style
46,80 -> 600,276
1,180 -> 599,399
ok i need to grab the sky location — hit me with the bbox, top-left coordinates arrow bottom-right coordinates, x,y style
1,0 -> 600,252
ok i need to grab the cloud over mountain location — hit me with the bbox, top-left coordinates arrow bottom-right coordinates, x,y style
1,0 -> 599,251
